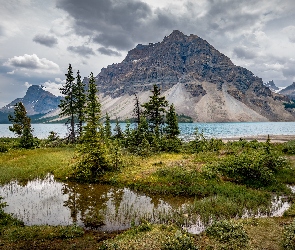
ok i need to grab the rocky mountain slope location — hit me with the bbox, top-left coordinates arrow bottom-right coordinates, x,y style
96,30 -> 294,122
0,85 -> 62,123
279,82 -> 295,100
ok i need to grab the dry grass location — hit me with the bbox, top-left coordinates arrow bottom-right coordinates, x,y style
243,218 -> 285,250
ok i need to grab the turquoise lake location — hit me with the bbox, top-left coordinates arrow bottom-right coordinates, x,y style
0,122 -> 295,139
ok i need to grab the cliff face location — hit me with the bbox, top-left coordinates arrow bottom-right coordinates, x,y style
96,30 -> 294,122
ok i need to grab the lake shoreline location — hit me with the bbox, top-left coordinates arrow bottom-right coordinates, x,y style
1,122 -> 295,139
220,134 -> 295,143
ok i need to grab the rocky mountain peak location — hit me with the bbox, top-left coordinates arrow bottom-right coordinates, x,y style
95,30 -> 294,122
264,80 -> 279,91
279,82 -> 295,99
164,30 -> 186,41
0,85 -> 62,116
98,30 -> 237,97
25,85 -> 56,101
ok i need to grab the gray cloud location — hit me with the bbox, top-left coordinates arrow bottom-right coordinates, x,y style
282,61 -> 295,78
56,0 -> 151,33
233,47 -> 257,60
283,26 -> 295,43
3,54 -> 60,73
67,45 -> 95,57
93,33 -> 134,50
56,0 -> 285,52
0,25 -> 4,37
98,47 -> 121,56
33,34 -> 58,47
204,0 -> 261,32
56,0 -> 157,50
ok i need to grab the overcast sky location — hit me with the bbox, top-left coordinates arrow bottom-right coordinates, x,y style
1,0 -> 295,107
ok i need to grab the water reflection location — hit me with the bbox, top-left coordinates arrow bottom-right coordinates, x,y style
0,175 -> 293,234
0,175 -> 71,226
0,175 -> 189,231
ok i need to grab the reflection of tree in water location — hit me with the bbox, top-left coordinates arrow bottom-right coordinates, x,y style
62,182 -> 179,231
62,182 -> 125,228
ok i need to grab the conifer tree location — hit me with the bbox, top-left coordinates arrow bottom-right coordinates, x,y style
133,94 -> 141,126
104,113 -> 112,139
8,102 -> 35,148
134,116 -> 149,145
142,84 -> 168,136
83,72 -> 101,140
59,64 -> 76,143
20,125 -> 35,149
8,102 -> 30,136
123,121 -> 132,148
75,70 -> 86,139
74,72 -> 108,181
165,104 -> 180,138
135,117 -> 151,155
113,118 -> 123,139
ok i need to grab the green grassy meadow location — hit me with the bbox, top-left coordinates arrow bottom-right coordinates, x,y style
1,138 -> 295,249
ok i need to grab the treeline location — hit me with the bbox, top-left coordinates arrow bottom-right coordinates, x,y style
58,64 -> 181,146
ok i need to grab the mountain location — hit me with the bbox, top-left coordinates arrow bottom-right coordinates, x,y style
0,85 -> 62,123
1,30 -> 294,123
95,30 -> 294,122
264,80 -> 279,92
279,82 -> 295,100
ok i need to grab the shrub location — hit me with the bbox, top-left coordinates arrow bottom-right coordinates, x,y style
188,128 -> 207,153
206,138 -> 224,152
135,220 -> 152,233
282,140 -> 295,154
19,127 -> 39,149
47,131 -> 59,141
162,230 -> 198,250
284,203 -> 295,217
72,139 -> 110,182
0,144 -> 8,153
160,137 -> 182,153
205,220 -> 249,249
188,129 -> 224,153
282,219 -> 295,249
211,149 -> 289,187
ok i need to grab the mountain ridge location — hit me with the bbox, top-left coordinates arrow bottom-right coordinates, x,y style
279,82 -> 295,100
0,85 -> 62,123
95,30 -> 294,122
1,30 -> 294,123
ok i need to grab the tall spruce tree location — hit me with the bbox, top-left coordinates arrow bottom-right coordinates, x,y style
8,102 -> 35,148
165,104 -> 180,138
133,94 -> 141,126
83,72 -> 101,139
142,84 -> 168,136
75,70 -> 86,139
59,64 -> 76,142
74,72 -> 108,181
